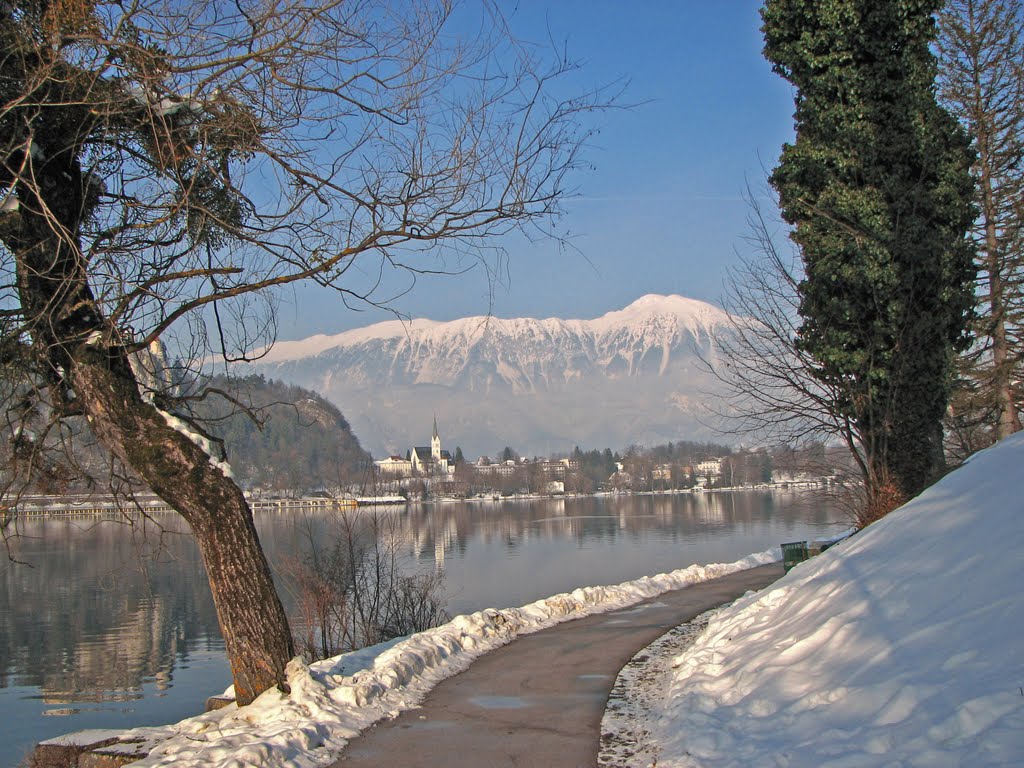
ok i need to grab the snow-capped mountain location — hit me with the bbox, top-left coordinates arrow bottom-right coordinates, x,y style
247,294 -> 731,457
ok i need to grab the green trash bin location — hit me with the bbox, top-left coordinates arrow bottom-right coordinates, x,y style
781,540 -> 809,572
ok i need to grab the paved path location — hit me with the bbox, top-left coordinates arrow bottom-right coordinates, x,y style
331,563 -> 784,768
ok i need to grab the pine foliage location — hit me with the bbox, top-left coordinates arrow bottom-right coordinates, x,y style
762,0 -> 977,510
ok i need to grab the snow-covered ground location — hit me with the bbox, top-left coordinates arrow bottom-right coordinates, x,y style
45,433 -> 1023,767
52,550 -> 774,767
635,432 -> 1024,767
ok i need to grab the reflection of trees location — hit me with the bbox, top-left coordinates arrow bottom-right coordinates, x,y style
276,493 -> 837,569
0,517 -> 220,700
2,496 -> 839,707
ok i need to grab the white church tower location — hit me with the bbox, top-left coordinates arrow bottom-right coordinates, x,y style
431,415 -> 441,462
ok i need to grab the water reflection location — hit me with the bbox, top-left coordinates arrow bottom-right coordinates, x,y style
256,490 -> 841,615
1,516 -> 221,705
0,490 -> 843,765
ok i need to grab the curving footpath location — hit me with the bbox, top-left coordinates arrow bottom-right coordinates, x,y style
330,563 -> 784,768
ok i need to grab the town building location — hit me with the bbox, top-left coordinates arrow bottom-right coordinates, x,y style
472,457 -> 519,477
375,417 -> 455,478
375,455 -> 412,476
695,458 -> 723,479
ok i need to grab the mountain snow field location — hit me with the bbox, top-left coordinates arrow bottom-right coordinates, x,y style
645,431 -> 1024,767
257,294 -> 729,366
245,294 -> 732,456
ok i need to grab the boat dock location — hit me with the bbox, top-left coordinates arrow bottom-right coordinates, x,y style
0,494 -> 404,518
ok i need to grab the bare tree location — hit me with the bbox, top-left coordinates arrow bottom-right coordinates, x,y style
0,0 -> 613,703
710,191 -> 851,443
280,509 -> 447,662
708,188 -> 885,524
937,0 -> 1024,442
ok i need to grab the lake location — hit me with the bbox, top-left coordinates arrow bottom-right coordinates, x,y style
0,490 -> 845,765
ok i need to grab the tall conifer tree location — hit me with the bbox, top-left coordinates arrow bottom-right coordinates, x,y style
937,0 -> 1024,443
761,0 -> 976,517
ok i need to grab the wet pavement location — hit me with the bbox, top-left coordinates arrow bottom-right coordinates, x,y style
330,563 -> 784,768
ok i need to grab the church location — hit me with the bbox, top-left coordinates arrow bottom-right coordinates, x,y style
375,418 -> 455,477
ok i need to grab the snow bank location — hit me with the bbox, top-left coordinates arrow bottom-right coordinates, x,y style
115,550 -> 776,767
652,433 -> 1024,767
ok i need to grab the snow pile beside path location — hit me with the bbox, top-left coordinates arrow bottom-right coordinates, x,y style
123,550 -> 776,767
652,433 -> 1024,767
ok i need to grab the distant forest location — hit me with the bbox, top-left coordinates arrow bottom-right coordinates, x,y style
5,365 -> 845,498
564,441 -> 734,492
1,373 -> 371,497
193,375 -> 372,493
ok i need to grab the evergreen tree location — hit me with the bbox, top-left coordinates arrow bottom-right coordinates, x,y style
762,0 -> 976,517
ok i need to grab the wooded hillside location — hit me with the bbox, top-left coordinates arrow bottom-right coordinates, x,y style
194,375 -> 372,493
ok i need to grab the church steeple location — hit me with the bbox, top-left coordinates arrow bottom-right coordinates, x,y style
431,415 -> 441,461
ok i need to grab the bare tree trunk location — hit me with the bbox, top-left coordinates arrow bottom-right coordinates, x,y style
940,0 -> 1024,441
77,364 -> 294,703
979,143 -> 1022,438
7,153 -> 293,705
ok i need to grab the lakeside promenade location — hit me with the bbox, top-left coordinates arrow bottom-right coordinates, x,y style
330,564 -> 784,768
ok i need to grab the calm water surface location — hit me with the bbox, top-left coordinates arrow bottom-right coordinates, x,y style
0,491 -> 845,764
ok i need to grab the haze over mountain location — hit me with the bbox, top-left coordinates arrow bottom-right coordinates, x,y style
246,294 -> 731,458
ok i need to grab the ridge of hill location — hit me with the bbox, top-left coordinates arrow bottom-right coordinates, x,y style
246,294 -> 731,457
195,374 -> 372,491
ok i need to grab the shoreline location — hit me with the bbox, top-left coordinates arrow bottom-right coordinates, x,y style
2,481 -> 840,519
29,552 -> 781,768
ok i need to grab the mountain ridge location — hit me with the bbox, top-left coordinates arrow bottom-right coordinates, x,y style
245,294 -> 730,457
259,294 -> 729,365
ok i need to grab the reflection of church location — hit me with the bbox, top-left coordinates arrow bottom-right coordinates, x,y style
375,418 -> 455,477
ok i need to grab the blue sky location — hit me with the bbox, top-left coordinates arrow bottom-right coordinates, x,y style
274,1 -> 796,340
